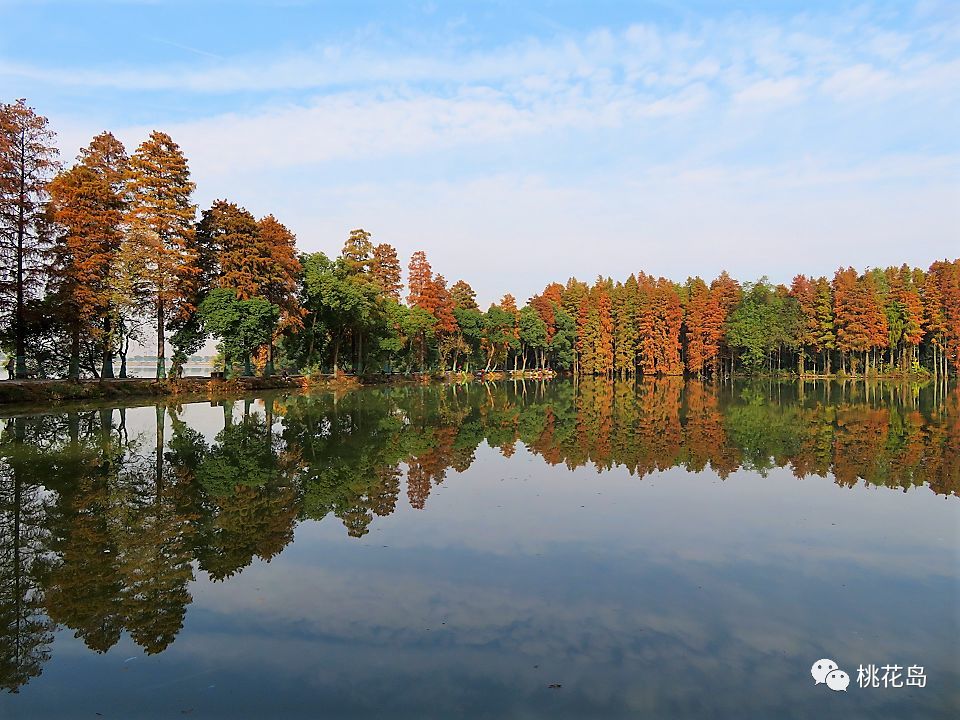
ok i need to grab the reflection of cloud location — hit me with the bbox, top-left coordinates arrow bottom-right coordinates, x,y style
173,478 -> 958,717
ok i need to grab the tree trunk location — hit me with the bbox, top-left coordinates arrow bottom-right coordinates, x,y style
68,323 -> 80,381
101,315 -> 114,379
156,300 -> 166,379
265,340 -> 274,377
332,334 -> 341,373
14,131 -> 28,379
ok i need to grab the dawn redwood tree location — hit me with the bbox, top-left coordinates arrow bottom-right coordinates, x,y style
431,275 -> 457,370
371,243 -> 402,301
529,281 -> 564,349
47,164 -> 124,379
79,132 -> 128,378
683,276 -> 710,376
407,251 -> 433,309
832,268 -> 861,373
706,271 -> 741,376
450,279 -> 479,311
125,131 -> 197,379
612,277 -> 639,377
198,200 -> 260,297
0,99 -> 59,378
256,215 -> 302,374
790,274 -> 818,375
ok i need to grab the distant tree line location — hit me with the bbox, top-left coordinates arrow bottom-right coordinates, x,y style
1,98 -> 959,380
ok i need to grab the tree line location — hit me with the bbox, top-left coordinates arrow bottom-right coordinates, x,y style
2,99 -> 959,381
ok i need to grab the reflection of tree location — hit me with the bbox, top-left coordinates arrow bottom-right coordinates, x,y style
683,381 -> 739,477
113,407 -> 195,655
184,409 -> 300,581
1,376 -> 958,694
0,418 -> 54,693
43,411 -> 127,654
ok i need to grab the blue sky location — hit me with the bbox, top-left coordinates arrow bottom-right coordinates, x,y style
2,0 -> 958,305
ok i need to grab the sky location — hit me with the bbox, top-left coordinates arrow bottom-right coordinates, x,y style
1,0 -> 958,307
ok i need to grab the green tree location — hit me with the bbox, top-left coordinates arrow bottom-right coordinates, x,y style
199,289 -> 279,377
518,305 -> 548,370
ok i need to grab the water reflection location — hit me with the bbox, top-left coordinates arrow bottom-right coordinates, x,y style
0,378 -> 957,698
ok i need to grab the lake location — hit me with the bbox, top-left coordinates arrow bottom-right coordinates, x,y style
1,379 -> 957,719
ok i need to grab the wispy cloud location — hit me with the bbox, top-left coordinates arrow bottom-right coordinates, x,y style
4,1 -> 957,301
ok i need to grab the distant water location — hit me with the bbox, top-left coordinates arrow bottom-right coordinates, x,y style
1,379 -> 957,718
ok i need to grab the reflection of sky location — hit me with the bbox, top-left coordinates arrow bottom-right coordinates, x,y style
4,430 -> 958,718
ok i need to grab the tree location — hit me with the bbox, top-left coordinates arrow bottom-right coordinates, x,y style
407,251 -> 433,308
341,228 -> 374,276
256,215 -> 302,374
482,305 -> 514,371
199,289 -> 279,376
298,252 -> 378,372
727,279 -> 796,374
47,165 -> 123,379
78,132 -> 128,378
431,275 -> 458,370
550,304 -> 576,370
125,131 -> 197,379
0,99 -> 59,378
683,276 -> 710,376
197,200 -> 260,298
371,243 -> 402,301
450,280 -> 478,311
518,305 -> 548,370
706,271 -> 741,376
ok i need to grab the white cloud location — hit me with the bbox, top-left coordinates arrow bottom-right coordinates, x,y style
734,76 -> 808,106
7,2 -> 957,306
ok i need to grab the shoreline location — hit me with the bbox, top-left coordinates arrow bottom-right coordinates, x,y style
0,369 -> 948,413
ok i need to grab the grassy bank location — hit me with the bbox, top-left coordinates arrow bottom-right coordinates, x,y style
0,376 -> 303,409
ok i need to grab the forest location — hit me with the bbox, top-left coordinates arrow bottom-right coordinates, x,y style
2,99 -> 959,382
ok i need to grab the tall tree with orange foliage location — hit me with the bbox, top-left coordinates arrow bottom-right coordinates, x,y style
406,251 -> 432,308
432,274 -> 458,369
683,276 -> 710,376
78,132 -> 128,378
371,243 -> 402,301
833,268 -> 888,374
530,281 -> 563,344
125,131 -> 197,378
790,274 -> 818,375
925,259 -> 960,377
576,281 -> 614,376
706,271 -> 741,376
48,164 -> 124,379
255,215 -> 302,374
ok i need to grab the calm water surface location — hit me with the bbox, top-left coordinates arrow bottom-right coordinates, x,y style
1,379 -> 958,719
